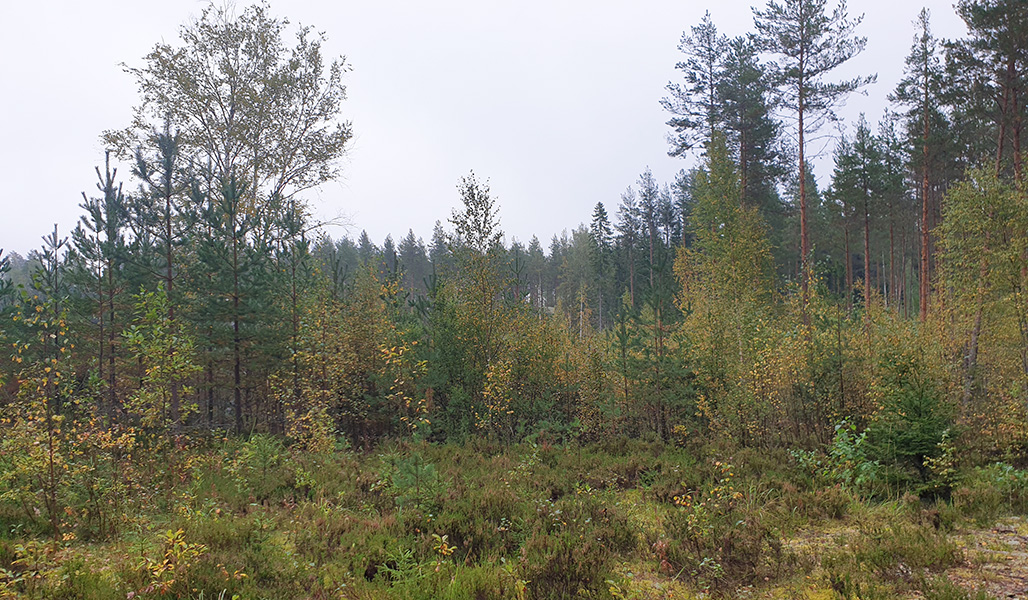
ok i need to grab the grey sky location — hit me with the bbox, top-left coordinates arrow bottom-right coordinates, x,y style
0,1 -> 967,256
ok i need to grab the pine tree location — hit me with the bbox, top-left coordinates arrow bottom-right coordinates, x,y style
719,35 -> 784,212
831,116 -> 886,306
398,229 -> 430,293
952,0 -> 1028,180
754,0 -> 875,322
69,153 -> 130,415
357,230 -> 378,267
663,11 -> 728,155
130,122 -> 189,421
891,9 -> 947,320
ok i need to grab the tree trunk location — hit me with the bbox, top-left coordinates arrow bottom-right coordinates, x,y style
920,99 -> 931,321
844,217 -> 853,310
108,268 -> 117,415
889,195 -> 896,308
963,234 -> 991,408
799,85 -> 810,328
863,192 -> 871,307
166,190 -> 180,427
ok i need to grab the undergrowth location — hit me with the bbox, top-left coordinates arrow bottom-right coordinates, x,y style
1,435 -> 1025,599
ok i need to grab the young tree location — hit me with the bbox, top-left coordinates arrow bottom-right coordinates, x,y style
5,227 -> 73,540
69,153 -> 130,415
937,169 -> 1028,407
273,198 -> 316,422
754,0 -> 875,321
32,226 -> 69,408
131,122 -> 187,305
130,123 -> 190,421
0,250 -> 12,309
448,172 -> 505,346
442,173 -> 511,434
189,175 -> 273,433
449,172 -> 503,256
675,134 -> 776,443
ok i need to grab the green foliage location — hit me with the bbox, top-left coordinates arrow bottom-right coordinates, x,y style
674,134 -> 790,445
1,437 -> 1022,599
792,420 -> 881,495
9,4 -> 1028,600
107,2 -> 351,198
663,460 -> 783,592
864,315 -> 952,476
449,173 -> 503,256
136,528 -> 209,598
951,462 -> 1028,525
381,451 -> 441,511
227,434 -> 288,503
1,288 -> 75,540
921,576 -> 994,600
123,288 -> 200,431
937,168 -> 1028,435
922,430 -> 959,497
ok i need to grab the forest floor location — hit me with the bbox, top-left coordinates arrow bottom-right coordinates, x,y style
928,517 -> 1028,600
609,517 -> 1028,599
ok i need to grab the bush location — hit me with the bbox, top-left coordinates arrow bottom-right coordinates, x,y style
921,576 -> 994,600
420,482 -> 525,562
662,460 -> 784,592
228,434 -> 290,502
520,527 -> 612,599
823,518 -> 961,596
790,420 -> 882,496
865,341 -> 952,478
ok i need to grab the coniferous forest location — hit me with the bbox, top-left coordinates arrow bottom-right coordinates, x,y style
5,1 -> 1028,598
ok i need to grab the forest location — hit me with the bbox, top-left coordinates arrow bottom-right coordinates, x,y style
3,0 -> 1028,598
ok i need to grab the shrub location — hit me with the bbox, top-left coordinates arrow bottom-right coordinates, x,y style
228,435 -> 290,503
921,576 -> 994,600
421,483 -> 526,562
790,420 -> 882,496
823,518 -> 961,595
520,528 -> 612,599
662,461 -> 783,591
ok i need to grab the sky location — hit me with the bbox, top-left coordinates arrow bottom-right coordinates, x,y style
0,0 -> 968,256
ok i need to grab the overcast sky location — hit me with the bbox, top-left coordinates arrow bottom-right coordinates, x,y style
0,0 -> 967,256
